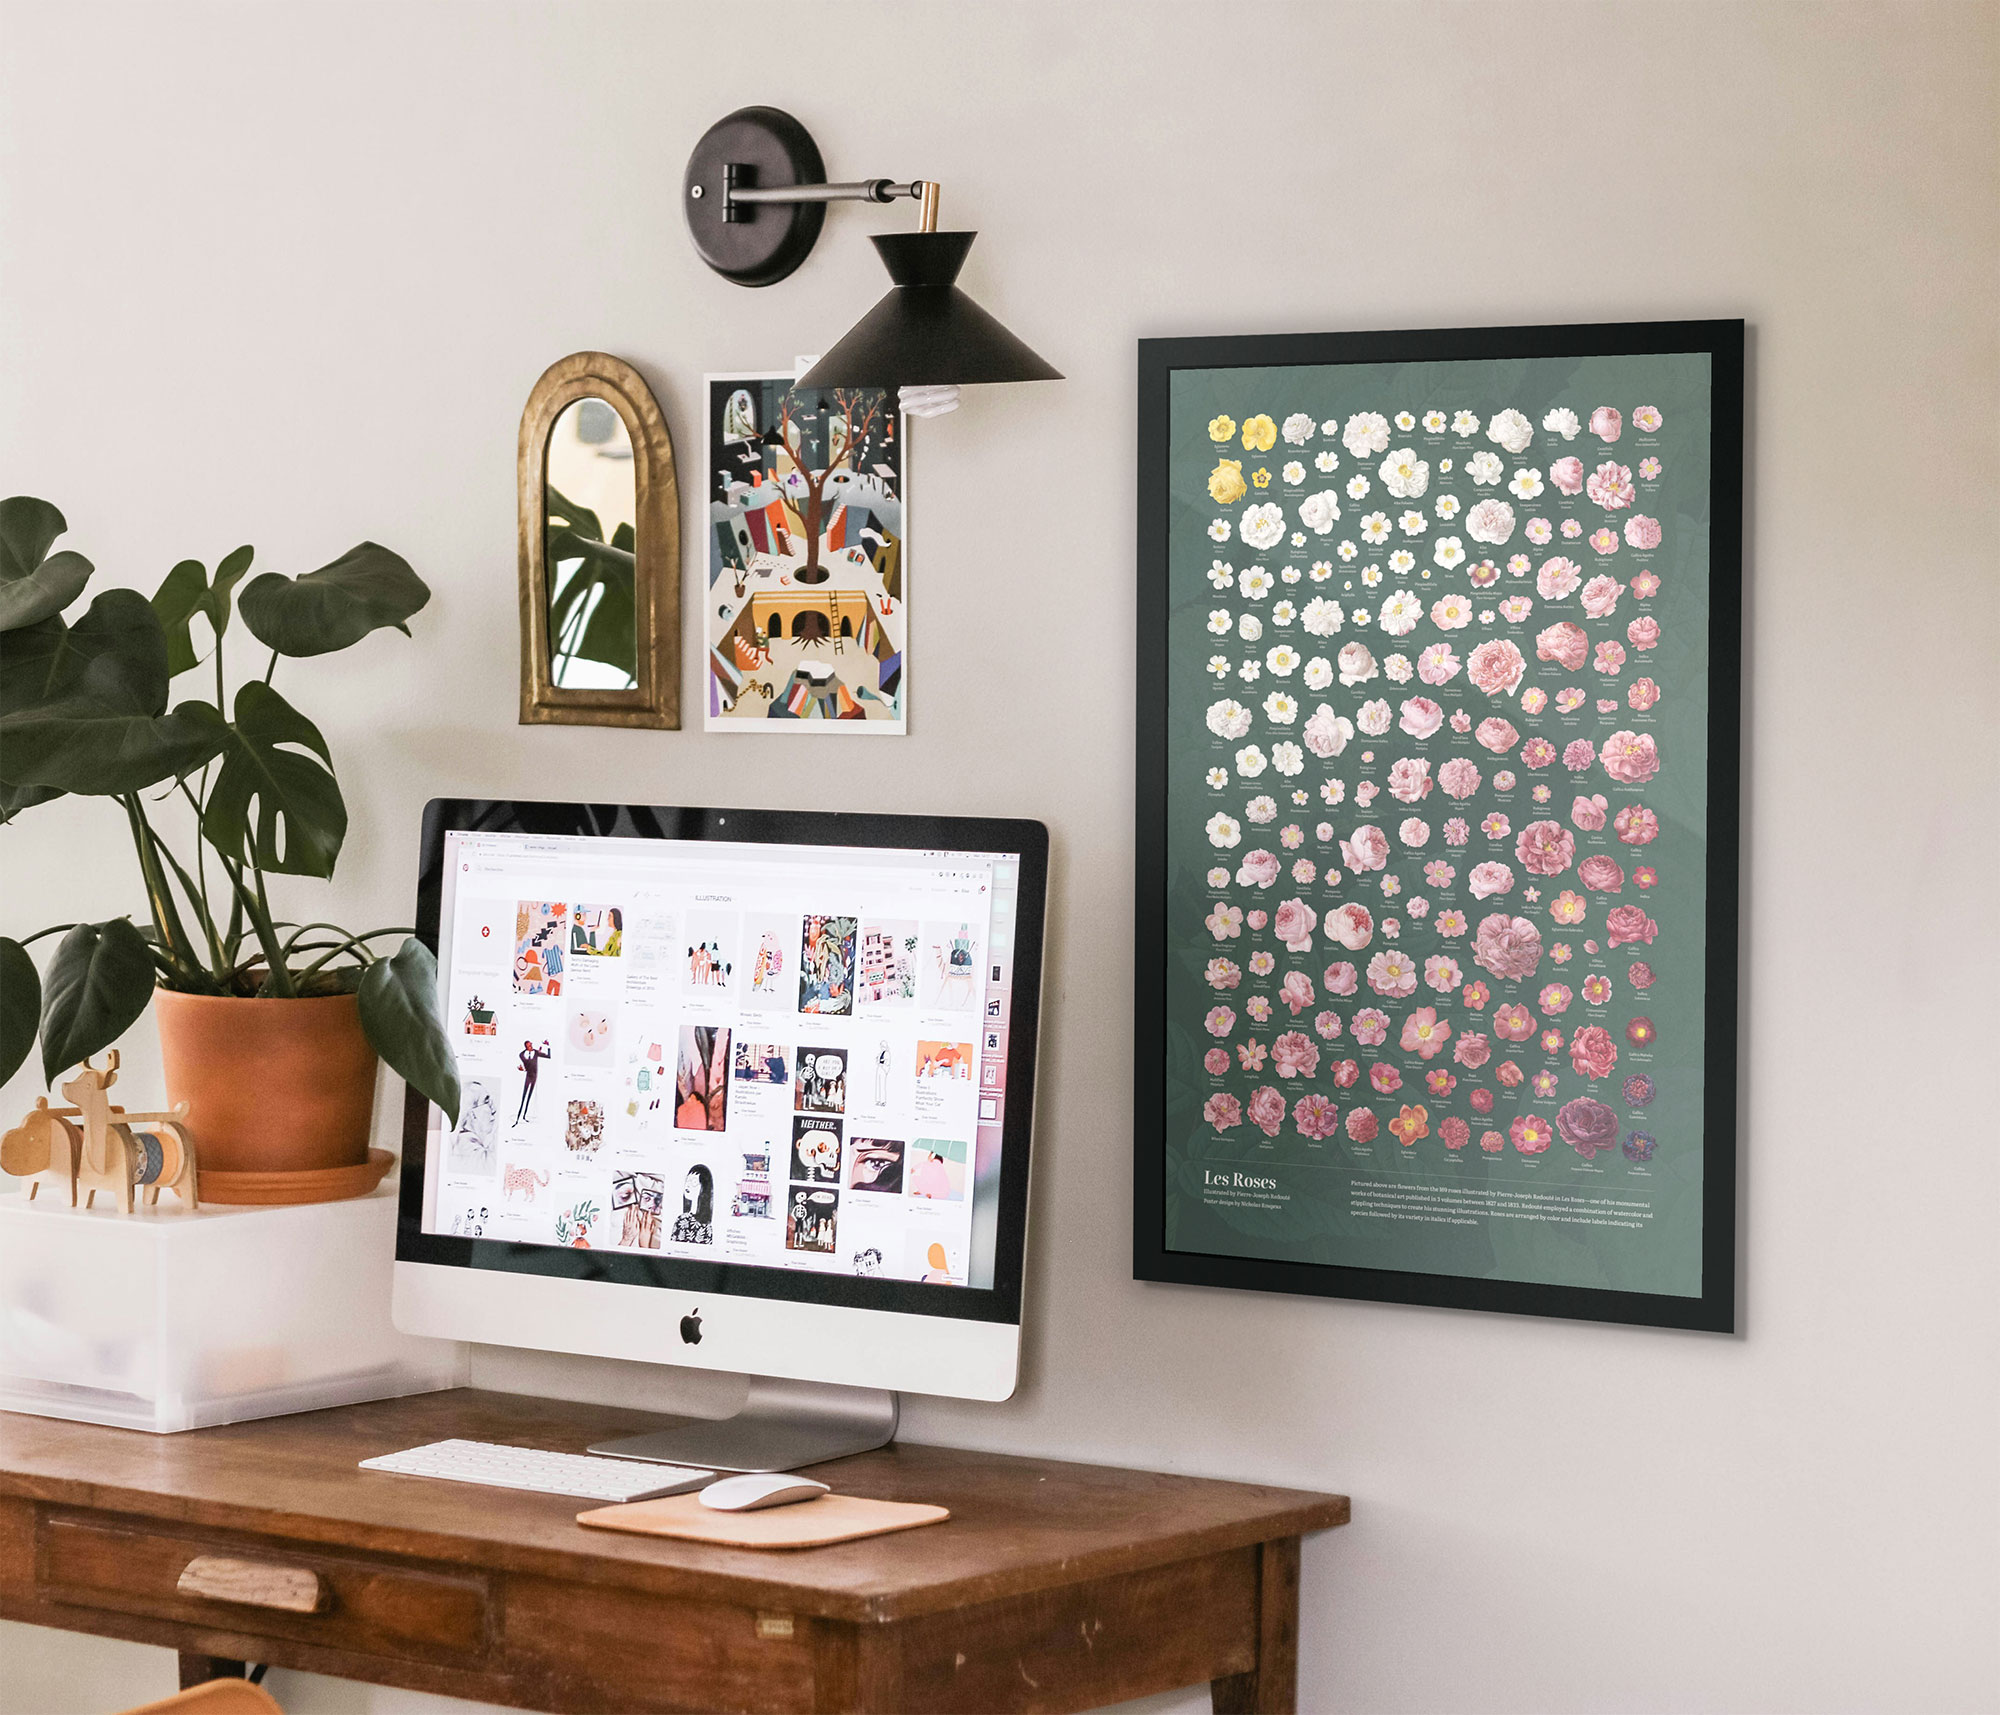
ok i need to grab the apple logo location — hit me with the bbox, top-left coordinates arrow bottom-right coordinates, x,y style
679,1307 -> 703,1346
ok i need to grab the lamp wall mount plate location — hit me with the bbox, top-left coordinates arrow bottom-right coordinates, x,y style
684,106 -> 923,287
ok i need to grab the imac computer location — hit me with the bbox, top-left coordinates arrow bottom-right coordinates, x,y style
392,799 -> 1047,1471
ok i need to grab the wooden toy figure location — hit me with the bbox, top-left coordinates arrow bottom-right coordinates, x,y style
0,1099 -> 84,1204
0,1052 -> 200,1213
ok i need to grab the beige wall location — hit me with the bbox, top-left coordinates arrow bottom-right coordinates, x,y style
2,3 -> 1995,1710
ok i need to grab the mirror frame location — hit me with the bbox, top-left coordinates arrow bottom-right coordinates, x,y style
518,351 -> 680,728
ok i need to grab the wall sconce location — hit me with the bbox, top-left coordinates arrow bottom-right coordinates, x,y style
683,106 -> 1060,414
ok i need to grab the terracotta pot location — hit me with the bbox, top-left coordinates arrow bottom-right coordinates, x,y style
154,990 -> 379,1176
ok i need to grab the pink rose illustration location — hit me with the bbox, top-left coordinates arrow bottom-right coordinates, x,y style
1631,570 -> 1661,598
1272,1031 -> 1320,1078
1324,958 -> 1360,994
1628,961 -> 1657,990
1461,979 -> 1491,1009
1627,1016 -> 1656,1047
1203,1047 -> 1229,1074
1292,1092 -> 1339,1141
1440,1116 -> 1471,1150
1438,757 -> 1482,800
1468,559 -> 1502,586
1314,1009 -> 1343,1040
1292,858 -> 1316,885
1466,637 -> 1528,696
1472,913 -> 1544,981
1628,677 -> 1662,710
1561,519 -> 1583,538
1571,793 -> 1608,831
1206,902 -> 1244,940
1594,639 -> 1627,674
1468,861 -> 1514,900
1345,1107 -> 1378,1143
1627,615 -> 1661,651
1274,898 -> 1318,953
1568,1026 -> 1619,1081
1444,817 -> 1470,845
1425,1068 -> 1456,1098
1623,514 -> 1662,550
1237,848 -> 1282,887
1352,1008 -> 1389,1047
1400,1006 -> 1453,1060
1536,621 -> 1589,670
1562,738 -> 1597,772
1580,574 -> 1624,617
1633,407 -> 1662,433
1496,1063 -> 1526,1092
1578,854 -> 1625,893
1531,1068 -> 1560,1100
1399,697 -> 1444,739
1588,526 -> 1620,556
1606,905 -> 1658,948
1589,406 -> 1622,443
1511,1113 -> 1554,1154
1549,456 -> 1585,495
1204,1005 -> 1236,1037
1536,556 -> 1583,601
1204,1092 -> 1243,1130
1614,804 -> 1660,844
1600,730 -> 1661,785
1247,1085 -> 1287,1138
1539,983 -> 1573,1015
1520,737 -> 1557,770
1633,865 -> 1658,889
1586,462 -> 1634,509
1246,997 -> 1272,1023
1238,1038 -> 1267,1071
1339,825 -> 1390,873
1389,758 -> 1433,804
1370,1062 -> 1403,1094
1470,1087 -> 1496,1114
1479,1128 -> 1505,1152
1278,970 -> 1317,1015
1515,820 -> 1576,877
1596,698 -> 1618,714
1455,1031 -> 1492,1070
1418,643 -> 1462,686
1247,909 -> 1269,930
1582,974 -> 1612,1005
1366,948 -> 1419,998
1555,1095 -> 1620,1158
1303,705 -> 1356,758
1331,1057 -> 1362,1088
1204,957 -> 1242,990
1475,716 -> 1520,754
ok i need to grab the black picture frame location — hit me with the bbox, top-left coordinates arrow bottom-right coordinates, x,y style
1134,322 -> 1743,1332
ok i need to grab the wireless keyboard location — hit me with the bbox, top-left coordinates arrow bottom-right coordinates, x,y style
359,1438 -> 713,1503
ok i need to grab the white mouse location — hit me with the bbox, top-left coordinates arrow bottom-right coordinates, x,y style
698,1473 -> 831,1512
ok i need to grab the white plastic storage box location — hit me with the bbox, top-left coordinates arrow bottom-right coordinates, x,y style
0,1182 -> 466,1432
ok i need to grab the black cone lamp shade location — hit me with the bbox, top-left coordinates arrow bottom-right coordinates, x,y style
797,232 -> 1062,391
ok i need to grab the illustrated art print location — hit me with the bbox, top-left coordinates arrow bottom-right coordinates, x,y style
1135,322 -> 1743,1331
703,372 -> 906,731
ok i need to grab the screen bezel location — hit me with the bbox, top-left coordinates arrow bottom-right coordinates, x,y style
396,797 -> 1048,1327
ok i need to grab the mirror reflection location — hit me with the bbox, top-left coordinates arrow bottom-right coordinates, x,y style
545,396 -> 638,689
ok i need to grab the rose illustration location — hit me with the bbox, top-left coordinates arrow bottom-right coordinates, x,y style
1345,1106 -> 1378,1142
1237,848 -> 1281,887
1293,1092 -> 1339,1140
1466,638 -> 1528,696
1578,854 -> 1625,893
1440,1116 -> 1472,1150
1515,820 -> 1575,876
1600,730 -> 1661,785
1537,556 -> 1583,601
1208,460 -> 1248,505
1340,824 -> 1390,873
1438,757 -> 1483,800
1324,958 -> 1359,994
1388,758 -> 1433,803
1468,861 -> 1514,900
1536,621 -> 1590,670
1388,1103 -> 1430,1146
1571,793 -> 1609,831
1473,913 -> 1544,981
1247,1085 -> 1286,1137
1274,898 -> 1318,953
1510,1113 -> 1554,1154
1278,971 -> 1317,1017
1475,716 -> 1520,755
1589,407 -> 1622,442
1326,902 -> 1376,951
1204,1092 -> 1243,1130
1272,1031 -> 1320,1078
1555,1094 -> 1620,1157
1627,615 -> 1661,651
1549,455 -> 1585,495
1568,1025 -> 1619,1081
1623,1073 -> 1656,1109
1624,514 -> 1662,550
1605,905 -> 1659,948
1614,804 -> 1661,844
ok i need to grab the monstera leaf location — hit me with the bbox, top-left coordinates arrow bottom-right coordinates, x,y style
238,542 -> 429,657
37,919 -> 156,1086
153,545 -> 254,676
199,680 -> 347,877
0,497 -> 92,633
545,488 -> 636,678
0,938 -> 39,1084
0,593 -> 226,795
358,937 -> 459,1122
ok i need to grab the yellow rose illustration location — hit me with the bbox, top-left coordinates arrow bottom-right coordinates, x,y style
1207,414 -> 1237,443
1251,467 -> 1271,488
1207,459 -> 1247,505
1241,413 -> 1278,453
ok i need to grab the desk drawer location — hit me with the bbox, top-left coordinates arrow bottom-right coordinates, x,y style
37,1510 -> 490,1665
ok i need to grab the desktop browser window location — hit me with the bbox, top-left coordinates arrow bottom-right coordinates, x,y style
422,830 -> 1018,1288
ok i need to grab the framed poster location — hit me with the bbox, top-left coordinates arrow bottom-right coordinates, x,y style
702,372 -> 906,730
1134,322 -> 1743,1331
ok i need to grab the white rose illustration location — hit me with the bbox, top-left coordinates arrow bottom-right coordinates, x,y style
1238,502 -> 1285,549
1378,590 -> 1423,637
1206,698 -> 1253,740
1487,409 -> 1533,454
1379,448 -> 1430,499
1466,451 -> 1505,486
1235,744 -> 1267,777
1452,410 -> 1481,436
1303,703 -> 1354,757
1297,490 -> 1341,534
1262,690 -> 1298,723
1542,407 -> 1581,440
1433,536 -> 1467,569
1342,412 -> 1390,458
1281,460 -> 1305,485
1238,613 -> 1263,642
1282,412 -> 1315,445
1337,642 -> 1379,687
1271,742 -> 1305,777
1356,698 -> 1392,736
1206,813 -> 1242,848
1465,498 -> 1516,545
1300,595 -> 1345,636
1303,656 -> 1334,690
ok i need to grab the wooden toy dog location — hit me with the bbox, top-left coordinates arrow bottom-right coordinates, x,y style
1,1053 -> 199,1212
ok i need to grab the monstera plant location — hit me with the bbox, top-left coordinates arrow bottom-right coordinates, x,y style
0,496 -> 458,1161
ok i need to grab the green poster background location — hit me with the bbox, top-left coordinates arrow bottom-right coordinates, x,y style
1163,353 -> 1712,1298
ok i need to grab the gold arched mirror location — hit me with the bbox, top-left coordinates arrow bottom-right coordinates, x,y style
518,352 -> 680,727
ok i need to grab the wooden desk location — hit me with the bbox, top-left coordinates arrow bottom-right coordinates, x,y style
0,1389 -> 1348,1713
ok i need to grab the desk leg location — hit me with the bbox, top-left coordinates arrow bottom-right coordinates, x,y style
177,1654 -> 246,1689
1211,1536 -> 1301,1715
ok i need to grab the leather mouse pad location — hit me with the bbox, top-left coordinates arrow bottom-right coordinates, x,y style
577,1492 -> 950,1549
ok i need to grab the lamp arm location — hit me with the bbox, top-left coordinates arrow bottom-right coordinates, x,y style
723,178 -> 927,208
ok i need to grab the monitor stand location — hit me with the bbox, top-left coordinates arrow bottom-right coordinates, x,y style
588,1376 -> 899,1474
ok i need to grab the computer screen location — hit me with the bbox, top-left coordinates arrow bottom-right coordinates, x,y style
396,801 -> 1045,1344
